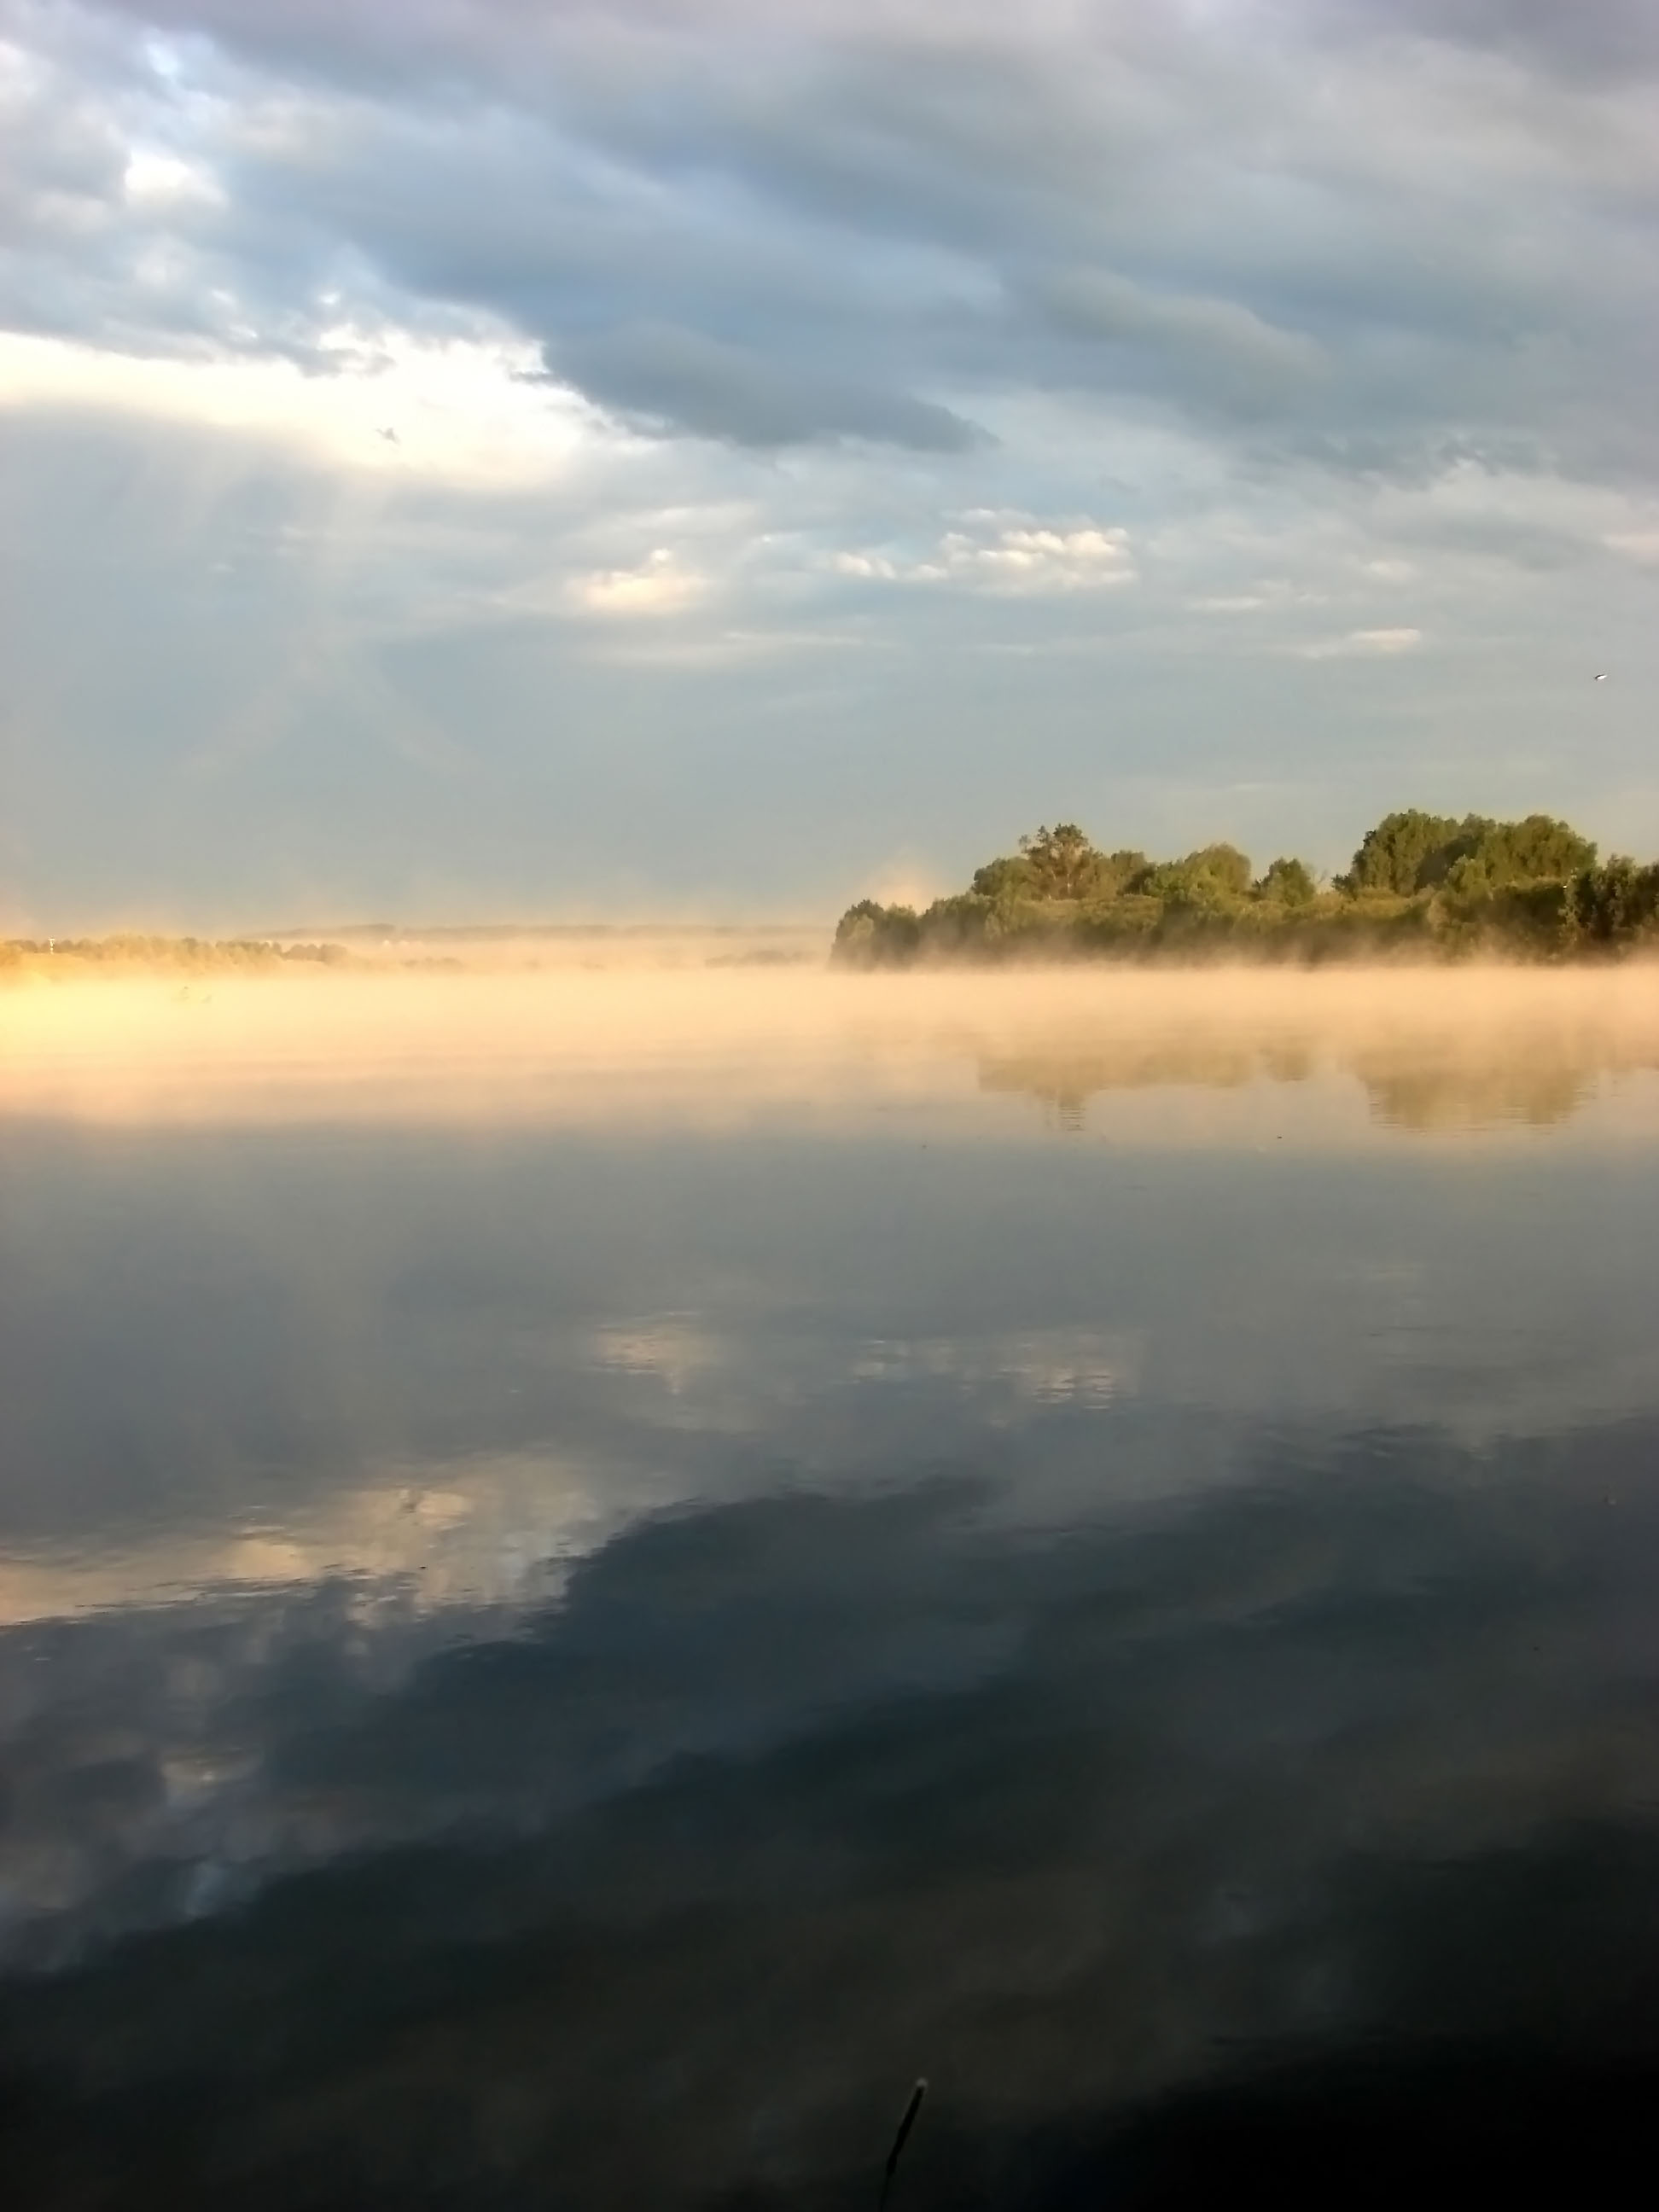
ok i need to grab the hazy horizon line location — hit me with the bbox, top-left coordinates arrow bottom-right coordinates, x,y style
5,917 -> 835,945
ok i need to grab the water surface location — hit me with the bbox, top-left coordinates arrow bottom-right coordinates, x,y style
3,969 -> 1659,2208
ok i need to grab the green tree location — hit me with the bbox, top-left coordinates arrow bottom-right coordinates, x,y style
1018,823 -> 1100,899
1443,814 -> 1596,894
831,899 -> 921,967
1138,844 -> 1253,907
1185,843 -> 1252,897
969,853 -> 1038,900
1094,849 -> 1151,900
1255,856 -> 1317,905
973,827 -> 1149,904
828,806 -> 1646,969
1342,810 -> 1466,895
1569,858 -> 1659,944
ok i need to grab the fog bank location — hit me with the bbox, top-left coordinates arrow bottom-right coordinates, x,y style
3,967 -> 1658,1144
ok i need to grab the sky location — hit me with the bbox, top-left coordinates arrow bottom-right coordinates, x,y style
3,0 -> 1657,928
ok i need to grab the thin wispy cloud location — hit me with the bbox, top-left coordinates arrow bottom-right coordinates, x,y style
1295,627 -> 1425,661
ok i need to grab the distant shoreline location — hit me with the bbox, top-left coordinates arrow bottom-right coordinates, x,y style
0,926 -> 825,981
6,935 -> 1657,984
254,921 -> 826,943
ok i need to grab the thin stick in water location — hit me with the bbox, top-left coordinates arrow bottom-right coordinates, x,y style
878,2077 -> 928,2209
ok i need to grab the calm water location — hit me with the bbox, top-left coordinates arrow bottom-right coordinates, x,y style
3,971 -> 1659,2209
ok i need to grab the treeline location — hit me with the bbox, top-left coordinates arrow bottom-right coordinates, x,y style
0,936 -> 353,974
834,812 -> 1659,967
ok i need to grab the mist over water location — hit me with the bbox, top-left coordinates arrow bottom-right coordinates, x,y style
3,968 -> 1659,2207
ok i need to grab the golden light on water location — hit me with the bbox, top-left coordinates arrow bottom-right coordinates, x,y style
3,964 -> 1658,1143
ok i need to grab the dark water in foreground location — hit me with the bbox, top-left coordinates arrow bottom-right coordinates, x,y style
3,975 -> 1659,2208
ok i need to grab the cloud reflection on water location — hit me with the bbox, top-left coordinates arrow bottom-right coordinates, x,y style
3,968 -> 1659,2203
4,1435 -> 1659,2206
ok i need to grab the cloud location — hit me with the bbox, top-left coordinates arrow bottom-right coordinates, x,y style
12,0 -> 1657,486
3,0 -> 1659,911
937,516 -> 1136,592
1295,626 -> 1425,660
121,144 -> 222,209
1605,530 -> 1659,567
554,322 -> 985,452
1327,0 -> 1659,84
835,511 -> 1134,595
569,547 -> 707,617
1031,265 -> 1328,416
0,323 -> 595,485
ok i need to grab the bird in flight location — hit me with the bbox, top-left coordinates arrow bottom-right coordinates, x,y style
377,426 -> 399,445
1593,671 -> 1608,683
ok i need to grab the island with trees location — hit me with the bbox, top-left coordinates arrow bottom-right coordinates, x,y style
832,811 -> 1659,966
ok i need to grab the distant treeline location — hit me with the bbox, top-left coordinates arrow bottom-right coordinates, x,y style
0,936 -> 353,974
834,812 -> 1659,966
0,932 -> 815,978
